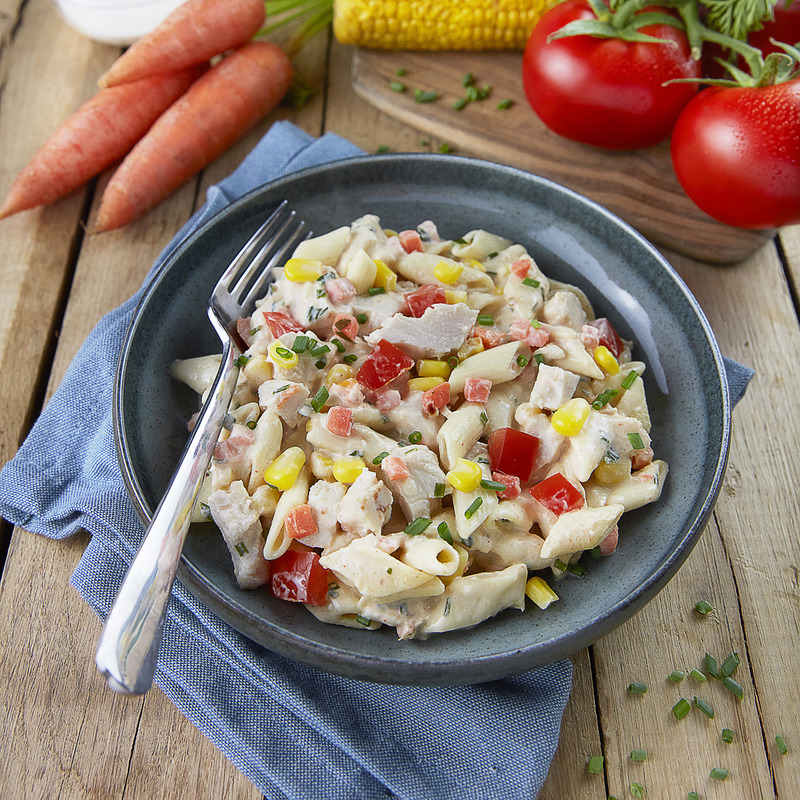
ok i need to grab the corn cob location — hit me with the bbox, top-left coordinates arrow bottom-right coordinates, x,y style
265,0 -> 558,51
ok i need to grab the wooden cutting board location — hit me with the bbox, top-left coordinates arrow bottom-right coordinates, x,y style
352,49 -> 772,264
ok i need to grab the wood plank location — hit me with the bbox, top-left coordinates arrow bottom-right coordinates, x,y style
351,49 -> 771,265
671,240 -> 800,799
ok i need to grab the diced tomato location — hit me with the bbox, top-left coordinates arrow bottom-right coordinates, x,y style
325,406 -> 353,437
356,339 -> 414,391
510,257 -> 533,278
528,473 -> 585,516
262,310 -> 305,338
325,278 -> 357,304
270,548 -> 330,605
472,326 -> 508,348
630,446 -> 654,471
404,284 -> 446,318
332,313 -> 359,341
588,317 -> 624,358
492,471 -> 521,500
422,381 -> 451,414
488,427 -> 540,482
464,377 -> 492,403
398,229 -> 424,253
509,318 -> 550,348
382,455 -> 410,482
284,504 -> 318,540
598,524 -> 618,556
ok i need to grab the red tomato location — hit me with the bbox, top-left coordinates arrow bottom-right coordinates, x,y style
670,79 -> 800,228
529,473 -> 585,516
521,0 -> 701,150
588,317 -> 624,358
261,310 -> 305,337
748,2 -> 800,60
488,427 -> 540,482
270,549 -> 330,606
356,339 -> 414,391
405,284 -> 446,318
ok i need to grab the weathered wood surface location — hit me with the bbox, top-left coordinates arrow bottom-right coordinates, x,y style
0,4 -> 798,798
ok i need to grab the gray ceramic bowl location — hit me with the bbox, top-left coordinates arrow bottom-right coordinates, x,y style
114,154 -> 730,686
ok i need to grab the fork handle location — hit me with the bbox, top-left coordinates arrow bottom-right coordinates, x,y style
96,342 -> 239,695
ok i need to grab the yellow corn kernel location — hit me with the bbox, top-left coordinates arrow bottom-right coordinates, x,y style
283,257 -> 322,282
325,363 -> 356,386
333,0 -> 558,50
264,447 -> 306,491
468,258 -> 486,272
446,458 -> 483,492
593,459 -> 632,486
444,289 -> 467,304
268,341 -> 299,370
434,260 -> 464,284
332,456 -> 366,484
594,345 -> 621,376
526,576 -> 559,610
241,353 -> 273,387
551,398 -> 591,436
417,359 -> 451,378
457,336 -> 484,361
383,228 -> 398,237
373,258 -> 397,292
310,451 -> 333,480
408,376 -> 444,392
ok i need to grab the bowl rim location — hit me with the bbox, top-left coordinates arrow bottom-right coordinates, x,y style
113,153 -> 731,684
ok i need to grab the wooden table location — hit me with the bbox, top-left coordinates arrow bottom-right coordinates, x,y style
1,2 -> 799,798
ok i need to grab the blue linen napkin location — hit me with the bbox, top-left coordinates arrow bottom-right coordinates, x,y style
0,121 -> 580,800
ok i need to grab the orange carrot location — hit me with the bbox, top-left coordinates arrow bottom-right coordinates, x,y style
98,0 -> 265,88
95,42 -> 292,233
0,66 -> 201,221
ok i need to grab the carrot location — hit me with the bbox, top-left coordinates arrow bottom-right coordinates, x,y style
98,0 -> 265,88
0,66 -> 201,221
95,42 -> 292,233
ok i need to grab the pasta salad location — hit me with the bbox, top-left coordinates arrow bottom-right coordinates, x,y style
173,215 -> 668,639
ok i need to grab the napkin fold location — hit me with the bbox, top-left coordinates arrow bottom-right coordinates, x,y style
0,122 -> 582,800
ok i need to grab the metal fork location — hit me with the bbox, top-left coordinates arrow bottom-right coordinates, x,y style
96,201 -> 309,695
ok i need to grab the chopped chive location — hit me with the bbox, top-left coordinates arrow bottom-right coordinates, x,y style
534,353 -> 546,366
477,314 -> 494,326
390,81 -> 406,92
452,237 -> 469,244
292,334 -> 309,352
408,430 -> 422,444
447,355 -> 460,368
630,782 -> 644,799
246,420 -> 257,430
413,89 -> 438,103
438,143 -> 452,154
586,755 -> 604,774
673,697 -> 691,719
693,696 -> 715,719
404,517 -> 432,536
628,682 -> 648,695
722,675 -> 744,699
668,670 -> 686,683
249,325 -> 261,335
721,728 -> 734,744
234,541 -> 249,556
689,668 -> 707,682
273,384 -> 290,393
464,497 -> 483,519
621,370 -> 639,389
709,768 -> 728,781
627,432 -> 645,450
530,319 -> 541,328
376,145 -> 391,154
517,354 -> 529,367
721,652 -> 740,676
465,85 -> 479,102
522,277 -> 540,288
310,343 -> 330,357
235,354 -> 251,367
396,67 -> 407,76
355,614 -> 372,627
479,410 -> 488,426
592,388 -> 619,409
434,482 -> 445,498
331,337 -> 346,352
315,359 -> 327,369
437,521 -> 453,544
462,72 -> 475,86
776,734 -> 789,755
275,346 -> 294,359
343,353 -> 358,364
310,386 -> 329,412
356,312 -> 368,324
630,750 -> 647,762
372,451 -> 390,465
368,286 -> 386,295
497,98 -> 514,110
480,479 -> 508,492
590,545 -> 602,559
453,97 -> 469,111
705,653 -> 722,679
553,558 -> 568,572
566,563 -> 586,577
695,599 -> 713,615
687,793 -> 699,800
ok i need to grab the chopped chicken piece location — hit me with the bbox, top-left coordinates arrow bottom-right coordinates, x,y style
257,379 -> 310,427
337,470 -> 393,537
381,445 -> 447,521
529,364 -> 581,411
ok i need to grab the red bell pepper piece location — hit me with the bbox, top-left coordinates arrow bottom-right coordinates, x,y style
488,427 -> 540,482
270,548 -> 330,605
356,339 -> 414,391
404,284 -> 446,318
529,473 -> 584,516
